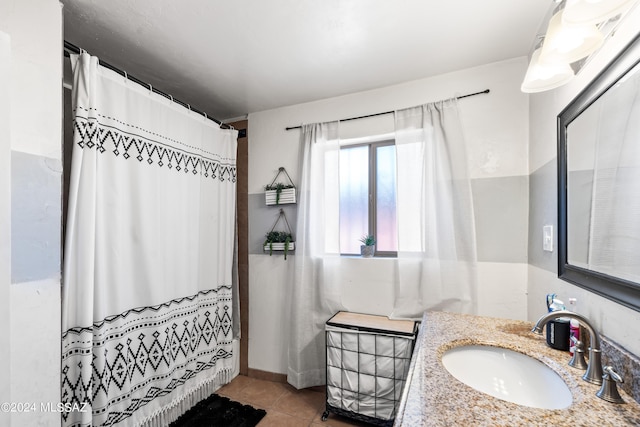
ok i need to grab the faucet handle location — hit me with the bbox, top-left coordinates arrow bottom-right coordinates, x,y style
568,336 -> 588,370
596,366 -> 625,404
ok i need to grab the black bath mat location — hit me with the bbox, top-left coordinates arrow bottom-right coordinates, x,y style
170,394 -> 266,427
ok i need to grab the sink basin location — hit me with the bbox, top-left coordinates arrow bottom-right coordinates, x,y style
441,345 -> 572,409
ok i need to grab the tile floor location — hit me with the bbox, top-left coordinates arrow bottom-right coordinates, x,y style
216,375 -> 372,427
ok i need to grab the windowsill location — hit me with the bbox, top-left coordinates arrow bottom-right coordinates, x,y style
340,255 -> 397,259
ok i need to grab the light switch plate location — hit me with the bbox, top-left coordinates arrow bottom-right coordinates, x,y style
543,225 -> 553,252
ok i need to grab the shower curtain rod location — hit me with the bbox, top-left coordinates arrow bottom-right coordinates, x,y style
284,88 -> 490,131
63,40 -> 230,129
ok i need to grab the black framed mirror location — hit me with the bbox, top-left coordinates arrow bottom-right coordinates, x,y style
558,32 -> 640,312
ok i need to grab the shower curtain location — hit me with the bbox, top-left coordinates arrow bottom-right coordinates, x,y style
61,53 -> 238,426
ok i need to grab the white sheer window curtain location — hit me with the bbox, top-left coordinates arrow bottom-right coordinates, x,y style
392,100 -> 477,319
288,122 -> 346,389
287,100 -> 478,388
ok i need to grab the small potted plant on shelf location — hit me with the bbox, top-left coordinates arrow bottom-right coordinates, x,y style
359,234 -> 376,258
263,230 -> 295,260
264,182 -> 296,205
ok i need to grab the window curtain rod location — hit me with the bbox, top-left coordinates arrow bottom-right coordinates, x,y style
284,89 -> 490,131
63,40 -> 230,129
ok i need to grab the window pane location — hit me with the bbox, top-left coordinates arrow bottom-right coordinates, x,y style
340,146 -> 369,254
376,145 -> 397,252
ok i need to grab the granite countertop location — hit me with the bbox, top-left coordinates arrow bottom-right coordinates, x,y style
395,311 -> 640,426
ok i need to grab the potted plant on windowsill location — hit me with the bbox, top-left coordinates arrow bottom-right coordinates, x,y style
263,231 -> 295,260
359,234 -> 376,258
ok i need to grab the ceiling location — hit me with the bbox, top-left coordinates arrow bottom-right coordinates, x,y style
62,0 -> 552,121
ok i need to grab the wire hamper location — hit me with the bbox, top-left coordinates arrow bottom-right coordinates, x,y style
322,312 -> 418,426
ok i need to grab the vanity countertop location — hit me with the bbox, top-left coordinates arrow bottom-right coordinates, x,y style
394,311 -> 640,426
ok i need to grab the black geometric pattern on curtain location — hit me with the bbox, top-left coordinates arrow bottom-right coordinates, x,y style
73,112 -> 237,183
61,287 -> 234,427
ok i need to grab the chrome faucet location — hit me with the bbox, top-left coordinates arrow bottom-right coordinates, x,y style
531,310 -> 604,385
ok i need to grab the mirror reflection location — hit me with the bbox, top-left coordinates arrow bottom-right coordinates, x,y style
566,61 -> 640,284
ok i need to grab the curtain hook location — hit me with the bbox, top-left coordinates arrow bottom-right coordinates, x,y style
148,83 -> 153,94
169,94 -> 173,103
188,104 -> 191,111
123,70 -> 128,84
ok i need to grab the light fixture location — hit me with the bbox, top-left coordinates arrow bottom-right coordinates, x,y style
521,0 -> 637,92
521,46 -> 575,93
562,0 -> 638,25
539,10 -> 604,64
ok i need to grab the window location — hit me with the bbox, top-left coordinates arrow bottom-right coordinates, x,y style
339,140 -> 397,256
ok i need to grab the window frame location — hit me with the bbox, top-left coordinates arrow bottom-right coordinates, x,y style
340,138 -> 397,258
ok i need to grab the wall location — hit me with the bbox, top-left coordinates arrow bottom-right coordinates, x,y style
527,7 -> 640,357
247,58 -> 530,375
0,1 -> 63,425
0,28 -> 11,427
